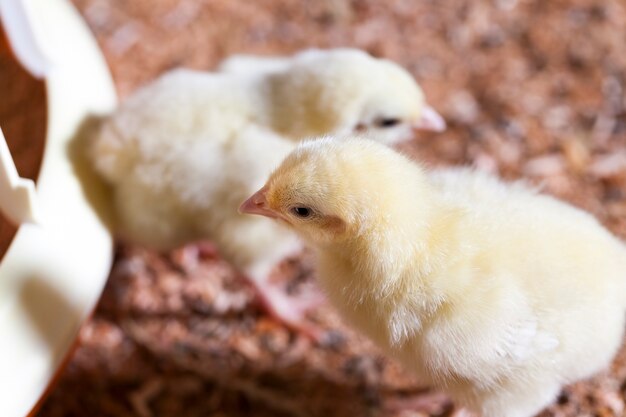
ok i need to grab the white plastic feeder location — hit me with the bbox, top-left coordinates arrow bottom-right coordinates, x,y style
0,0 -> 116,415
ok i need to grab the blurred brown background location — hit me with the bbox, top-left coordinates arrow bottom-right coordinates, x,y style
2,0 -> 625,416
0,34 -> 45,259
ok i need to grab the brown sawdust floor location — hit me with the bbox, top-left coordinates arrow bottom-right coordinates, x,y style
3,0 -> 626,415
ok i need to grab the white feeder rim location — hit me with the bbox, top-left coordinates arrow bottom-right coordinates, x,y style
0,0 -> 117,416
0,128 -> 40,225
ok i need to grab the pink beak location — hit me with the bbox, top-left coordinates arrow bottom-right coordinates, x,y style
413,106 -> 446,132
239,186 -> 278,218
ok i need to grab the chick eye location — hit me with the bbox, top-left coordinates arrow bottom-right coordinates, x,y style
377,118 -> 401,128
291,207 -> 312,218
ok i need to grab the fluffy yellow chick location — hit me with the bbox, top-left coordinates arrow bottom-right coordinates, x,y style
216,49 -> 440,134
91,49 -> 445,335
241,137 -> 626,417
218,48 -> 446,134
216,48 -> 446,136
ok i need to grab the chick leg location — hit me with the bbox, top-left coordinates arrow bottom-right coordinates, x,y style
170,241 -> 220,270
245,262 -> 326,340
254,282 -> 324,330
384,391 -> 452,415
450,408 -> 477,417
170,241 -> 325,338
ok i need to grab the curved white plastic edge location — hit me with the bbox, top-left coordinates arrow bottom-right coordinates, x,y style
0,0 -> 52,78
0,128 -> 40,225
0,0 -> 117,416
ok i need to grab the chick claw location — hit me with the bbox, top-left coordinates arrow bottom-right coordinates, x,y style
169,242 -> 326,340
384,391 -> 452,415
249,278 -> 326,342
169,241 -> 220,270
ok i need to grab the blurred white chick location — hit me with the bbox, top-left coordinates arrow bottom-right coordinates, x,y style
217,53 -> 292,75
91,48 -> 444,336
217,48 -> 446,136
242,137 -> 626,416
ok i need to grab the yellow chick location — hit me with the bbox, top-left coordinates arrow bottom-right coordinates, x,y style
90,49 -> 445,336
241,137 -> 626,417
218,48 -> 446,134
216,48 -> 446,137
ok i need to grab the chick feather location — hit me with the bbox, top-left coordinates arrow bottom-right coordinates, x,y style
217,53 -> 292,75
91,49 -> 443,334
244,137 -> 626,416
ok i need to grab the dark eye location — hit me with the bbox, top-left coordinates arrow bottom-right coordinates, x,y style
377,118 -> 401,128
291,207 -> 312,218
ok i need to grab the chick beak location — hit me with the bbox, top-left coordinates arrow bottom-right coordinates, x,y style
239,186 -> 278,218
413,105 -> 446,132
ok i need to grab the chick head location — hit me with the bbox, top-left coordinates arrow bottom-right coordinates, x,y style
268,49 -> 445,145
239,136 -> 429,247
